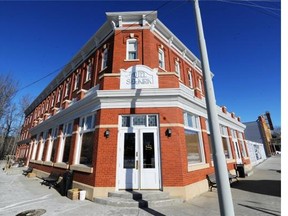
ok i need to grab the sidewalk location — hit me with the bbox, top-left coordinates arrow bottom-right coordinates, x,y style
0,156 -> 281,216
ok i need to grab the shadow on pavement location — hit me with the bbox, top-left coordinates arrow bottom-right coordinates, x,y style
238,203 -> 281,216
233,180 -> 281,197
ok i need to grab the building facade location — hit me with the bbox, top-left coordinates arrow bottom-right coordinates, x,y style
17,11 -> 251,200
244,112 -> 275,157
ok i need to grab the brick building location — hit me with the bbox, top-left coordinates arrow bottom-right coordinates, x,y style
16,11 -> 250,200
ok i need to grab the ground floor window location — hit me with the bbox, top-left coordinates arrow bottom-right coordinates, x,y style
80,131 -> 94,165
62,136 -> 72,163
222,137 -> 232,159
185,129 -> 204,164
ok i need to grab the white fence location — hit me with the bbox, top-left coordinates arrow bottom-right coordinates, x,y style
246,140 -> 267,166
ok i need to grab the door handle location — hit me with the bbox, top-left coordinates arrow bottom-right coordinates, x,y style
135,160 -> 138,170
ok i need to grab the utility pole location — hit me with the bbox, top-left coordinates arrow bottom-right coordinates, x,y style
193,0 -> 235,215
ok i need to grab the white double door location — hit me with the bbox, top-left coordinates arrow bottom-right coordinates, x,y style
117,128 -> 161,190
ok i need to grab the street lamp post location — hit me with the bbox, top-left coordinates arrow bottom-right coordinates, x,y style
193,0 -> 235,215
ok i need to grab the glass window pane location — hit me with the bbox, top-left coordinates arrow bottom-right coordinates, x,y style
143,133 -> 155,168
86,115 -> 93,129
185,130 -> 202,164
148,115 -> 157,127
133,116 -> 146,126
124,133 -> 135,168
63,136 -> 72,163
122,116 -> 130,127
222,137 -> 230,158
80,132 -> 94,166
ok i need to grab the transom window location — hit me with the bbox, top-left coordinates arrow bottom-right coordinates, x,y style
121,115 -> 158,128
126,39 -> 138,60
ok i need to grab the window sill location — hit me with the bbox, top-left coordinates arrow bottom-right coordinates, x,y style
33,160 -> 43,165
43,161 -> 54,166
124,59 -> 140,62
226,159 -> 236,163
70,164 -> 93,173
54,162 -> 69,169
188,163 -> 209,172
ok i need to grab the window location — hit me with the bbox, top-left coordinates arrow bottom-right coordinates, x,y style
50,127 -> 58,162
220,125 -> 232,159
126,39 -> 137,60
121,115 -> 158,128
188,71 -> 193,88
101,48 -> 108,70
79,114 -> 96,166
175,60 -> 181,78
158,48 -> 165,69
86,62 -> 92,82
65,82 -> 70,97
74,73 -> 80,91
60,122 -> 73,163
51,94 -> 55,107
41,131 -> 48,161
183,112 -> 205,164
57,88 -> 62,103
198,78 -> 202,92
239,132 -> 247,157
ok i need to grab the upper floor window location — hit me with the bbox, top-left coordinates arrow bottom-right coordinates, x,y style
158,48 -> 165,69
101,48 -> 108,70
85,62 -> 92,82
198,78 -> 203,92
74,72 -> 80,91
57,88 -> 62,103
126,39 -> 138,60
175,60 -> 181,78
64,82 -> 70,98
188,71 -> 193,88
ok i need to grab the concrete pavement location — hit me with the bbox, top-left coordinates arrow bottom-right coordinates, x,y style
0,156 -> 281,216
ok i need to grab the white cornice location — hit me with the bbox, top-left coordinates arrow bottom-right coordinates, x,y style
29,83 -> 245,135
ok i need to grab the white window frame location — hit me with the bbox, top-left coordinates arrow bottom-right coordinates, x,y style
188,71 -> 193,88
220,125 -> 233,159
58,121 -> 73,163
75,114 -> 96,165
64,82 -> 70,97
183,112 -> 205,165
239,132 -> 247,157
126,39 -> 138,60
175,60 -> 181,78
46,127 -> 58,162
198,78 -> 202,92
101,48 -> 108,70
85,62 -> 92,82
158,48 -> 165,69
74,73 -> 80,91
57,88 -> 61,103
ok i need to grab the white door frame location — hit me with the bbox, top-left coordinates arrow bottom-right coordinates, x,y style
116,126 -> 161,190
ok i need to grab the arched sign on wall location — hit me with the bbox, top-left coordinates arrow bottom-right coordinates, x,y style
120,65 -> 159,89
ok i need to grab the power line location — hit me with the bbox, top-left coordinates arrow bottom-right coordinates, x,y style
216,0 -> 280,19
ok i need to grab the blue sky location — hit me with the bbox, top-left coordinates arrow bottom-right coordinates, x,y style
0,0 -> 281,127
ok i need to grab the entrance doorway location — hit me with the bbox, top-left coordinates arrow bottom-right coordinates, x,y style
117,115 -> 161,190
233,140 -> 242,164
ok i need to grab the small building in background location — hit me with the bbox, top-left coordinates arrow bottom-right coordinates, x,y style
244,112 -> 276,158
